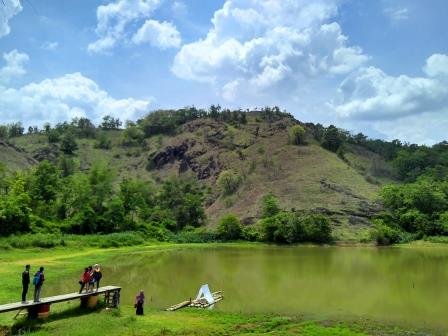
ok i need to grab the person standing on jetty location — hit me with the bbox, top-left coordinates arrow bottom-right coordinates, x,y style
92,264 -> 102,291
135,290 -> 145,315
79,267 -> 90,293
33,266 -> 45,303
21,265 -> 30,303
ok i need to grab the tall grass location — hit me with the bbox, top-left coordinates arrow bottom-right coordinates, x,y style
0,232 -> 148,250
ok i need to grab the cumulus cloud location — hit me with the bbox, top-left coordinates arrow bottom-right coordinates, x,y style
172,0 -> 368,101
88,0 -> 161,54
333,54 -> 448,121
424,54 -> 448,77
132,19 -> 181,49
0,0 -> 22,38
0,49 -> 29,84
88,0 -> 182,53
0,73 -> 152,126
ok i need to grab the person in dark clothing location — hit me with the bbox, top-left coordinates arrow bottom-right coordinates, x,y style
79,268 -> 90,293
135,290 -> 145,315
21,265 -> 30,303
92,264 -> 102,291
33,266 -> 45,303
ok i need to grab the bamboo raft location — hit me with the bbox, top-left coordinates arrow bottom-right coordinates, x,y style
166,291 -> 223,311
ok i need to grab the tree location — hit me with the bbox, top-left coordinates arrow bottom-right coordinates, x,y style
122,124 -> 145,146
60,132 -> 78,154
217,170 -> 241,195
0,125 -> 8,139
321,125 -> 343,152
209,104 -> 221,119
0,176 -> 31,236
72,117 -> 96,138
47,129 -> 60,143
261,193 -> 280,218
101,115 -> 122,130
29,161 -> 59,203
158,178 -> 205,231
217,214 -> 242,240
288,125 -> 306,145
43,123 -> 51,134
7,122 -> 24,137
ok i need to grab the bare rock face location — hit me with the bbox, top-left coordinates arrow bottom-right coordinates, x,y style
151,141 -> 191,169
32,145 -> 59,162
148,139 -> 221,180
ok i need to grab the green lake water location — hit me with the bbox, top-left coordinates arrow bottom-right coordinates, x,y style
52,245 -> 448,330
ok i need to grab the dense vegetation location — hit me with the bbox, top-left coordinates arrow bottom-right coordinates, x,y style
0,159 -> 206,238
1,106 -> 448,245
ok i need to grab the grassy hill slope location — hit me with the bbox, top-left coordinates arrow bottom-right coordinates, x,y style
2,113 -> 394,240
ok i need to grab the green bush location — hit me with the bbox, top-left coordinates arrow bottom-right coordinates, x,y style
217,170 -> 242,195
370,220 -> 401,245
261,211 -> 332,244
288,125 -> 306,145
171,227 -> 218,243
260,193 -> 280,219
98,232 -> 145,248
217,214 -> 242,241
241,225 -> 262,241
302,214 -> 332,243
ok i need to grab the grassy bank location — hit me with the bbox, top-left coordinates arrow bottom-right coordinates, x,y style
0,243 -> 440,335
7,305 -> 422,336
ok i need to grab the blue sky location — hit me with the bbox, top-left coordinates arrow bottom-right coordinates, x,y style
0,0 -> 447,144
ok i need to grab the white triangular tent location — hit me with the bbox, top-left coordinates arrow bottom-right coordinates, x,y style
194,284 -> 215,304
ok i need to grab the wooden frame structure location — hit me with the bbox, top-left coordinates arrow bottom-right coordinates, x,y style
0,286 -> 121,319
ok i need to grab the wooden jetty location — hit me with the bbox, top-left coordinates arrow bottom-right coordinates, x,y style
166,291 -> 223,311
0,285 -> 121,319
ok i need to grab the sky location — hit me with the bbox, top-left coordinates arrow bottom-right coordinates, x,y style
0,0 -> 447,144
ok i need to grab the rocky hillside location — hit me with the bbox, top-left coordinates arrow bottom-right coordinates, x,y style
2,112 -> 394,240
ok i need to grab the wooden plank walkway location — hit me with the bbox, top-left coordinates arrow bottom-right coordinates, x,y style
0,286 -> 121,314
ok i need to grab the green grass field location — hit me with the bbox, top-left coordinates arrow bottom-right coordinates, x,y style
0,243 -> 434,335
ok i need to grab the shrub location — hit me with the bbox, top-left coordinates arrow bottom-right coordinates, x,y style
241,225 -> 262,241
301,214 -> 332,243
217,170 -> 242,195
261,211 -> 333,244
60,132 -> 78,154
95,132 -> 112,150
288,125 -> 306,145
217,214 -> 242,241
371,220 -> 401,245
261,193 -> 280,219
171,228 -> 217,243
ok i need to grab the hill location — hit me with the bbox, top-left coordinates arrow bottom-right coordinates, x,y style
1,111 -> 395,241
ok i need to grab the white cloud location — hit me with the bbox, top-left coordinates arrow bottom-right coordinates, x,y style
171,1 -> 187,17
132,20 -> 181,49
41,41 -> 59,51
384,7 -> 409,22
88,0 -> 162,54
172,0 -> 368,101
0,49 -> 29,84
0,73 -> 152,126
333,54 -> 448,121
0,0 -> 22,38
423,54 -> 448,77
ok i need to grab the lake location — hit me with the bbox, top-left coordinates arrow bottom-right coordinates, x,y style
52,245 -> 448,330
